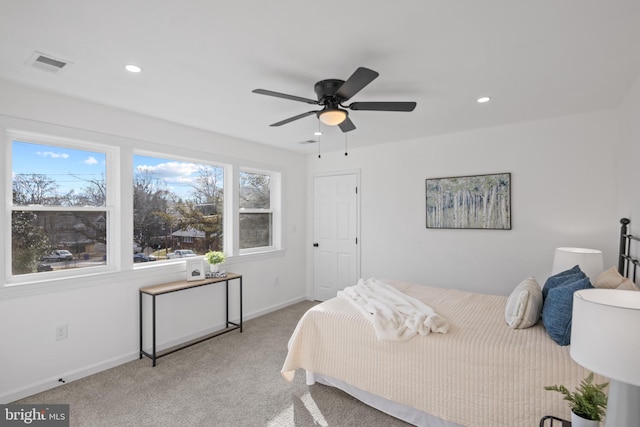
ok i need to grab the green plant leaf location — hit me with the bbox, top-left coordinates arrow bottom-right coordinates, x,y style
544,373 -> 608,421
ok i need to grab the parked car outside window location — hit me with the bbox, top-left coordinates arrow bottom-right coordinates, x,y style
166,249 -> 197,259
133,253 -> 156,263
42,250 -> 73,262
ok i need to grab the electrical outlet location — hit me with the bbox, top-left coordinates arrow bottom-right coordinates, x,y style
55,324 -> 68,341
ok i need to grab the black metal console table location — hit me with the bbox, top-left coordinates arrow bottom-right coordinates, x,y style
539,415 -> 571,426
139,272 -> 242,366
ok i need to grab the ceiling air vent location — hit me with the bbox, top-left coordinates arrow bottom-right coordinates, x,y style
25,51 -> 72,74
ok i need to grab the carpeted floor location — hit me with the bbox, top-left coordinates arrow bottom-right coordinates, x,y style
14,300 -> 413,426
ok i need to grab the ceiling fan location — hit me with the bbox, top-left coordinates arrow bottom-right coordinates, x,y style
252,67 -> 416,133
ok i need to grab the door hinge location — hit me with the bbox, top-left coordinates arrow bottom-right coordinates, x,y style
355,187 -> 358,194
355,237 -> 358,244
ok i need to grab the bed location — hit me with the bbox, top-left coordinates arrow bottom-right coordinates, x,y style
281,218 -> 639,427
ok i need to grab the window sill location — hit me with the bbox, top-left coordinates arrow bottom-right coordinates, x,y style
1,263 -> 185,300
228,248 -> 286,264
1,249 -> 286,299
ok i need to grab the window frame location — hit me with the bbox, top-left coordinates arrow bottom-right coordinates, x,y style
238,167 -> 282,255
132,150 -> 230,266
5,130 -> 119,285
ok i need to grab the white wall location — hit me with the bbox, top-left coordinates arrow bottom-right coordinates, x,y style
618,75 -> 640,220
617,74 -> 640,258
307,109 -> 622,297
0,80 -> 308,402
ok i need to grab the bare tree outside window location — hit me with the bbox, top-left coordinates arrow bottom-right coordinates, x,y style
133,156 -> 224,261
11,140 -> 108,275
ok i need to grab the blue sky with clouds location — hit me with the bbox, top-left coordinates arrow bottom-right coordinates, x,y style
11,140 -> 218,199
133,154 -> 210,199
12,140 -> 105,195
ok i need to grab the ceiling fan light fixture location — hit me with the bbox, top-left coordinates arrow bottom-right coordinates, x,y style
319,109 -> 347,126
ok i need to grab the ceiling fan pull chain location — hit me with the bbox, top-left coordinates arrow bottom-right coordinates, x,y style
345,132 -> 348,156
318,123 -> 322,159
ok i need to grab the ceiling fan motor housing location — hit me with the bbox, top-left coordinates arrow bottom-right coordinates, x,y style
314,79 -> 346,102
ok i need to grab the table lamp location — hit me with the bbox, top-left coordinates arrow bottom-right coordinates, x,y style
552,247 -> 603,282
571,289 -> 640,426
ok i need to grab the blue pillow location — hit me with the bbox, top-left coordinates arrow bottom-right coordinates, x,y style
542,265 -> 584,300
541,277 -> 593,346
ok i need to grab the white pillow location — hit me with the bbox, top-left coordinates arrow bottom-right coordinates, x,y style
505,277 -> 543,329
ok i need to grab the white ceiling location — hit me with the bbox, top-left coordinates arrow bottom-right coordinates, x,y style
1,0 -> 639,154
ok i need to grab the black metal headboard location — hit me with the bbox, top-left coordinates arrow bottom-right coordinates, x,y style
619,218 -> 640,282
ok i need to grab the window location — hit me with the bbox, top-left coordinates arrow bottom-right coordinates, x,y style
10,139 -> 110,276
6,129 -> 282,285
133,155 -> 224,261
239,170 -> 277,251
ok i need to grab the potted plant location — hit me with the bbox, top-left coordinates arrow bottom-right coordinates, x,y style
205,250 -> 225,272
544,372 -> 608,426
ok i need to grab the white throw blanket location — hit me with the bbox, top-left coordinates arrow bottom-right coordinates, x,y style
337,278 -> 449,341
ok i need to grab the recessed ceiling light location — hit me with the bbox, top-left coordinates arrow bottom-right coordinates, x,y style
477,96 -> 491,103
314,131 -> 322,136
125,64 -> 142,73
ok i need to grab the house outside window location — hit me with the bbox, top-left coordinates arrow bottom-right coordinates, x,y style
133,155 -> 224,261
10,138 -> 110,277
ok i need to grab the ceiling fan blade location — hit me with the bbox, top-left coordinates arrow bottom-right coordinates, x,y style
335,67 -> 379,101
252,89 -> 319,105
270,110 -> 319,127
339,117 -> 356,132
348,101 -> 417,112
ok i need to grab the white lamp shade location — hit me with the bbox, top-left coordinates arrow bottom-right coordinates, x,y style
551,247 -> 603,281
571,289 -> 640,386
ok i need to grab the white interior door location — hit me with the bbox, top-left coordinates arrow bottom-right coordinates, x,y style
313,173 -> 359,301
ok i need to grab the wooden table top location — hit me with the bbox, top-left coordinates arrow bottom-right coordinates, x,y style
139,272 -> 242,295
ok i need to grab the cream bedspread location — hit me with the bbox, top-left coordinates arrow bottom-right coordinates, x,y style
282,280 -> 598,427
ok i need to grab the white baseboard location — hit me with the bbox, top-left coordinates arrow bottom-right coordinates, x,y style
1,296 -> 308,403
0,352 -> 139,404
244,295 -> 308,320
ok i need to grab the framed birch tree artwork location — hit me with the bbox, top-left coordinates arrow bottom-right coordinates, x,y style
426,173 -> 511,229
